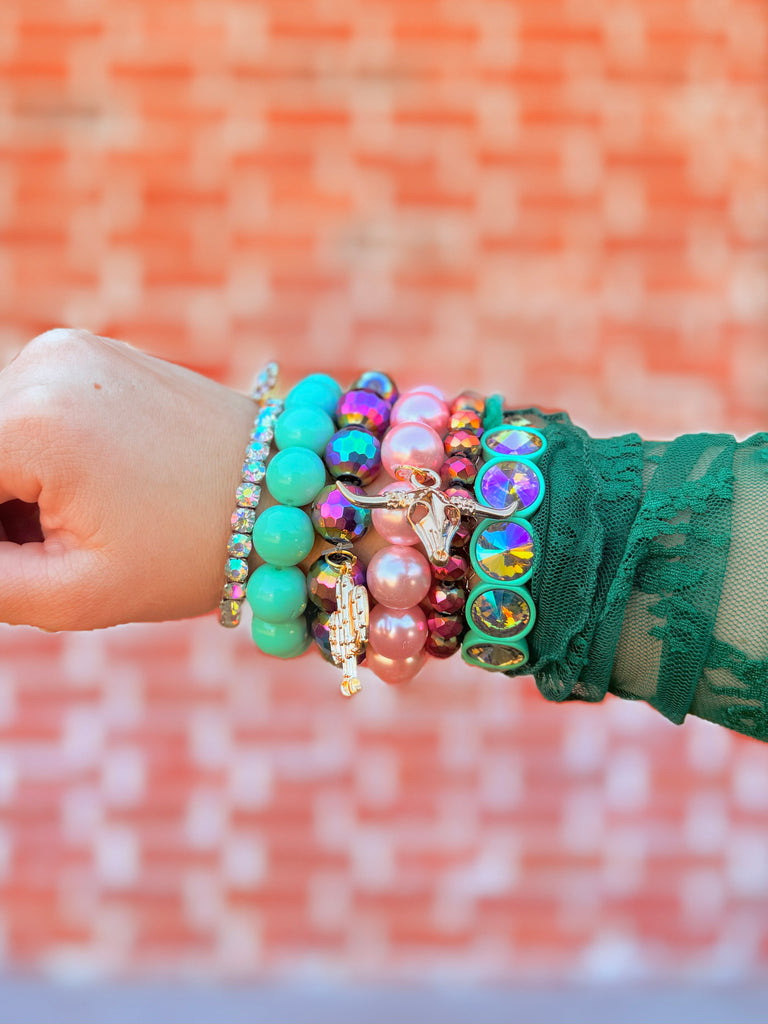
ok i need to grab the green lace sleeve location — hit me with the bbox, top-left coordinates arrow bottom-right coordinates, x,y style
509,408 -> 768,742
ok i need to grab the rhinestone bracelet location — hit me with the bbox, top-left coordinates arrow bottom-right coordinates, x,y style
461,418 -> 548,672
218,362 -> 281,628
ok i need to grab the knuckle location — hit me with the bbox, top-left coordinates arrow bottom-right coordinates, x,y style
27,326 -> 96,352
2,327 -> 107,431
2,328 -> 101,381
23,327 -> 101,366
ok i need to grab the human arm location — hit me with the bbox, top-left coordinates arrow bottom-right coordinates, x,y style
2,328 -> 766,740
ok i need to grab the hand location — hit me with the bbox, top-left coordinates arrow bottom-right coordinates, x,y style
0,328 -> 258,630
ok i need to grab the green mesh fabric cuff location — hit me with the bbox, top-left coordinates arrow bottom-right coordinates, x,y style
483,394 -> 505,430
505,409 -> 768,743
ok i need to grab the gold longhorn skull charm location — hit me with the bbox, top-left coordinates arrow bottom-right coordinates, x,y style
336,467 -> 519,566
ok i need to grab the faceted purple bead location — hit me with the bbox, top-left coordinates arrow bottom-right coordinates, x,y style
431,553 -> 469,582
425,632 -> 462,658
444,429 -> 483,460
311,483 -> 371,543
307,554 -> 367,612
352,370 -> 399,405
426,612 -> 464,639
325,427 -> 382,487
336,389 -> 391,436
476,458 -> 541,514
441,455 -> 477,488
444,485 -> 473,502
309,610 -> 335,663
448,409 -> 482,433
450,390 -> 485,416
451,520 -> 472,550
426,580 -> 466,615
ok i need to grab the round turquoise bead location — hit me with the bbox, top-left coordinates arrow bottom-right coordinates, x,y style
275,404 -> 336,455
252,505 -> 315,566
251,616 -> 311,659
246,564 -> 307,623
266,447 -> 326,507
300,373 -> 343,399
285,375 -> 341,419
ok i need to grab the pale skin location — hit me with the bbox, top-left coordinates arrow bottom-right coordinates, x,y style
0,327 -> 385,632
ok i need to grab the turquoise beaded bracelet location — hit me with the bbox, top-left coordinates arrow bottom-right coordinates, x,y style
461,421 -> 548,673
247,454 -> 323,660
247,373 -> 345,660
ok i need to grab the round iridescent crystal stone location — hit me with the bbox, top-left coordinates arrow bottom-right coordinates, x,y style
311,483 -> 371,543
307,554 -> 367,613
468,587 -> 533,639
325,427 -> 382,487
475,457 -> 543,515
502,410 -> 549,430
463,639 -> 527,670
336,389 -> 391,436
223,582 -> 247,601
472,518 -> 535,584
482,426 -> 546,460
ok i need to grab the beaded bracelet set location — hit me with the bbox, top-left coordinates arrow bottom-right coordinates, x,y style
218,365 -> 548,697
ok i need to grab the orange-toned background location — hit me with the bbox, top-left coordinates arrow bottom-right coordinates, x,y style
0,0 -> 767,983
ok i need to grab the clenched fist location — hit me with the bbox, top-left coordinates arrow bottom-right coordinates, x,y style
0,329 -> 258,630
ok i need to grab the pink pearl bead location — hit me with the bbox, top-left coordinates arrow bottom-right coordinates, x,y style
364,648 -> 427,685
368,604 -> 427,660
391,391 -> 450,436
411,384 -> 446,401
381,422 -> 445,478
367,545 -> 431,609
371,480 -> 419,546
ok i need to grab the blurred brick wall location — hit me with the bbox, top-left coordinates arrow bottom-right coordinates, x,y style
0,0 -> 767,982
